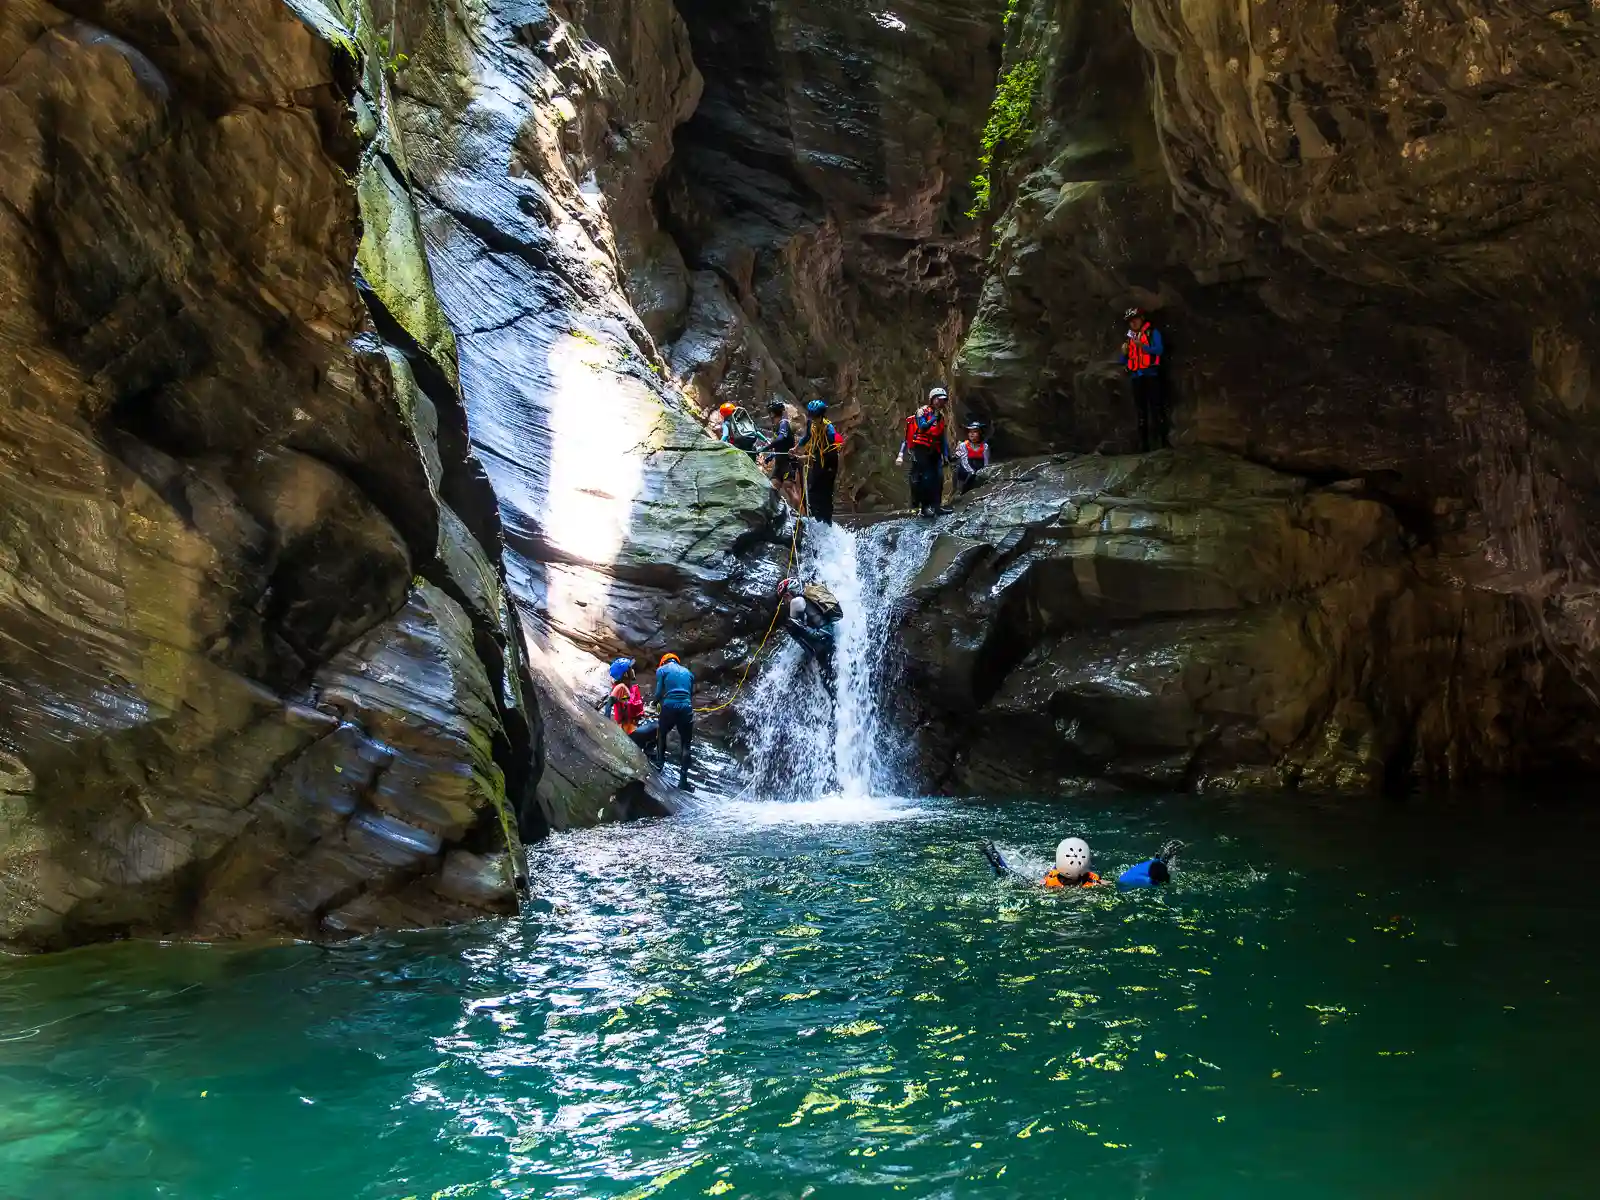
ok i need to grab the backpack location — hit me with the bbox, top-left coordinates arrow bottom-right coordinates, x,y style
802,583 -> 843,624
728,406 -> 760,451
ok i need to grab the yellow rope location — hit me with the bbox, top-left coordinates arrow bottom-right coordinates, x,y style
682,419 -> 833,716
693,507 -> 804,715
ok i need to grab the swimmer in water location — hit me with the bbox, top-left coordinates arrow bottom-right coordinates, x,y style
980,838 -> 1185,889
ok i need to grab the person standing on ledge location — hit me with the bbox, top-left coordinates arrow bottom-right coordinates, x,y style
796,399 -> 843,524
1123,307 -> 1167,452
653,652 -> 695,791
897,385 -> 953,516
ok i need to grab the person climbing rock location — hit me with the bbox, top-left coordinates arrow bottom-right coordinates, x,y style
897,386 -> 952,516
953,420 -> 990,495
602,657 -> 658,752
653,652 -> 695,790
1123,307 -> 1167,452
796,399 -> 843,524
777,577 -> 843,684
718,402 -> 766,454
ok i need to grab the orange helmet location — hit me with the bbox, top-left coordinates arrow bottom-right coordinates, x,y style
718,402 -> 737,418
659,653 -> 681,667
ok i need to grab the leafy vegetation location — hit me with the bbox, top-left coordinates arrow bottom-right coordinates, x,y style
967,58 -> 1041,218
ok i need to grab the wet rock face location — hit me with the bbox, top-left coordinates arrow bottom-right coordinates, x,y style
945,0 -> 1600,782
0,0 -> 529,948
904,453 -> 1594,795
644,0 -> 1001,506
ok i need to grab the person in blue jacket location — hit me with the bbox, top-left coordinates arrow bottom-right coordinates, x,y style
1123,307 -> 1167,452
653,652 -> 695,791
1117,841 -> 1185,887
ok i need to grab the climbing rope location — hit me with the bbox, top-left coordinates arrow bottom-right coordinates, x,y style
693,500 -> 804,715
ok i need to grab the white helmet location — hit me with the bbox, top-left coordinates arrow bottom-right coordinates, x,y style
1055,837 -> 1092,879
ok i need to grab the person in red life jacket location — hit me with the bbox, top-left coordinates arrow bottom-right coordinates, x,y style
896,386 -> 953,517
795,399 -> 844,524
601,657 -> 658,752
1123,307 -> 1167,452
953,420 -> 990,495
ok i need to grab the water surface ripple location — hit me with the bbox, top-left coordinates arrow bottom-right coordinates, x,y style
1,795 -> 1595,1199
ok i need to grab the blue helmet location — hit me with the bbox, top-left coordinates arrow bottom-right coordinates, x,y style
608,656 -> 635,681
806,399 -> 828,416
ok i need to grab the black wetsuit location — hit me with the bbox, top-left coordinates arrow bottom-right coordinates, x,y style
767,417 -> 797,482
785,596 -> 841,684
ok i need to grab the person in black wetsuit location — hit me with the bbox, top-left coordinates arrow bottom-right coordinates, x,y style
796,400 -> 843,524
761,399 -> 797,484
777,576 -> 843,686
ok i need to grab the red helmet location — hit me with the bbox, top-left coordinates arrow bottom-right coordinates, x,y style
718,402 -> 737,418
777,578 -> 798,598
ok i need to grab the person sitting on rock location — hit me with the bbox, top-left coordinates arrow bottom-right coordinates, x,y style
897,386 -> 953,517
1123,307 -> 1167,452
795,399 -> 843,524
602,657 -> 658,753
777,577 -> 843,685
953,420 -> 990,494
653,652 -> 695,791
718,402 -> 766,454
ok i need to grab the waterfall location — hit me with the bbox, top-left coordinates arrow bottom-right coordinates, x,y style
738,518 -> 937,801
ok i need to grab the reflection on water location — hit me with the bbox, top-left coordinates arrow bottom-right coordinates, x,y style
3,794 -> 1599,1199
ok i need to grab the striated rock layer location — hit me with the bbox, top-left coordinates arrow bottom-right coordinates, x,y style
0,0 -> 538,948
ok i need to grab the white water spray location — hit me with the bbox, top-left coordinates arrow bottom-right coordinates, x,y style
739,518 -> 936,802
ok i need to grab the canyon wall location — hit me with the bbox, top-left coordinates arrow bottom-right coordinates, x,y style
904,0 -> 1600,792
0,0 -> 539,948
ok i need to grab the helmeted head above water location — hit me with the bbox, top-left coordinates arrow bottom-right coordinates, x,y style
777,577 -> 800,600
1055,837 -> 1093,880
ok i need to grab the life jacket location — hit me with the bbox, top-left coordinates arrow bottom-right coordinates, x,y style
1043,869 -> 1100,889
609,683 -> 644,734
1125,326 -> 1160,373
963,440 -> 988,469
801,583 -> 843,624
905,407 -> 946,451
724,406 -> 761,451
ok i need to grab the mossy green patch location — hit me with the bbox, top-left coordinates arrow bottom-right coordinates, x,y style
357,154 -> 460,388
968,59 -> 1042,219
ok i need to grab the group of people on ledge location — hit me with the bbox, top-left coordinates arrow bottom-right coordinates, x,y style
707,303 -> 1165,523
602,304 -> 1168,790
716,398 -> 844,523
